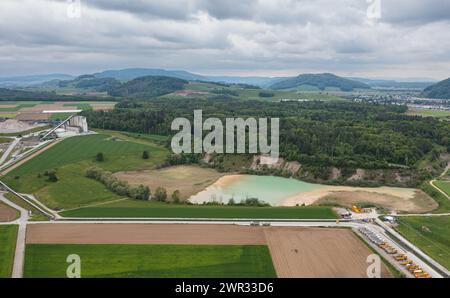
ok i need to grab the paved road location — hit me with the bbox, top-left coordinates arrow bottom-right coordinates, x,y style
0,192 -> 29,278
0,138 -> 20,165
395,213 -> 450,217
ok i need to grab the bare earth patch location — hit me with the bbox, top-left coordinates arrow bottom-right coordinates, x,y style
0,119 -> 46,133
314,190 -> 437,213
264,227 -> 392,278
26,224 -> 266,245
114,165 -> 226,199
281,185 -> 437,213
0,202 -> 19,222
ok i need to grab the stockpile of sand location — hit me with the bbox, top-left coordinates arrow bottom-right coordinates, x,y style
0,119 -> 41,133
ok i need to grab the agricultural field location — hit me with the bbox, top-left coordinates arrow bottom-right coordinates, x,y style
407,108 -> 450,120
24,244 -> 276,278
265,227 -> 392,277
61,199 -> 337,219
396,216 -> 450,270
0,225 -> 18,277
434,180 -> 450,196
164,81 -> 344,102
0,201 -> 19,222
2,133 -> 169,210
25,224 -> 385,278
0,101 -> 115,122
0,137 -> 12,144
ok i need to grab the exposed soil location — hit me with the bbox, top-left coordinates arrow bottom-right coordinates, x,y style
26,224 -> 266,245
26,224 -> 393,278
0,202 -> 19,222
114,165 -> 226,199
314,189 -> 438,213
264,227 -> 392,278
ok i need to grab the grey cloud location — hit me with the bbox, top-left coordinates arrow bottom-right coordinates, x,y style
380,0 -> 450,25
0,0 -> 449,79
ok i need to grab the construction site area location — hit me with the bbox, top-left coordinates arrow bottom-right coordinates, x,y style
0,101 -> 105,172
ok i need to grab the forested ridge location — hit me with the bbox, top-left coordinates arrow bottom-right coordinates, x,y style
83,98 -> 450,173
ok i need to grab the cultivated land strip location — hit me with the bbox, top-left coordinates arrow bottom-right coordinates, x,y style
0,192 -> 29,278
26,224 -> 267,245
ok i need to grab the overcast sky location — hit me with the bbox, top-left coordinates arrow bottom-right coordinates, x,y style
1,0 -> 449,80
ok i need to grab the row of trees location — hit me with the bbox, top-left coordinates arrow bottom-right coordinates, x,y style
85,166 -> 150,200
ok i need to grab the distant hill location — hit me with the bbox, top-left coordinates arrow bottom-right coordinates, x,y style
269,73 -> 370,91
205,76 -> 286,88
350,77 -> 434,90
58,75 -> 121,92
0,74 -> 74,87
0,88 -> 105,102
421,77 -> 450,99
108,76 -> 187,98
94,68 -> 205,81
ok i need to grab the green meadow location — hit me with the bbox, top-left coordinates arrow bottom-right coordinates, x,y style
24,244 -> 276,278
396,216 -> 450,270
3,133 -> 169,210
61,199 -> 337,219
0,225 -> 18,277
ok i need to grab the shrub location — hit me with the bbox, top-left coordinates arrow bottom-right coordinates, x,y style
85,166 -> 150,200
96,152 -> 104,162
171,190 -> 181,204
154,186 -> 167,202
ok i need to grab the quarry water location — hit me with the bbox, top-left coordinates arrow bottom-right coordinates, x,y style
189,175 -> 326,206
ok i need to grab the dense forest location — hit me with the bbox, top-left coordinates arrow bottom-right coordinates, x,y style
108,76 -> 187,98
0,88 -> 108,102
83,98 -> 450,174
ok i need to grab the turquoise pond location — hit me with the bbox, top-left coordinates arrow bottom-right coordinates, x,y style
189,175 -> 327,206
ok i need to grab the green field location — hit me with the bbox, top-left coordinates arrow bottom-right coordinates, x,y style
408,109 -> 450,119
434,181 -> 450,196
61,199 -> 337,219
24,244 -> 276,278
179,82 -> 344,102
3,133 -> 169,210
0,225 -> 18,277
0,137 -> 13,144
63,103 -> 92,110
0,103 -> 37,112
396,216 -> 450,270
420,182 -> 450,213
49,113 -> 74,121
